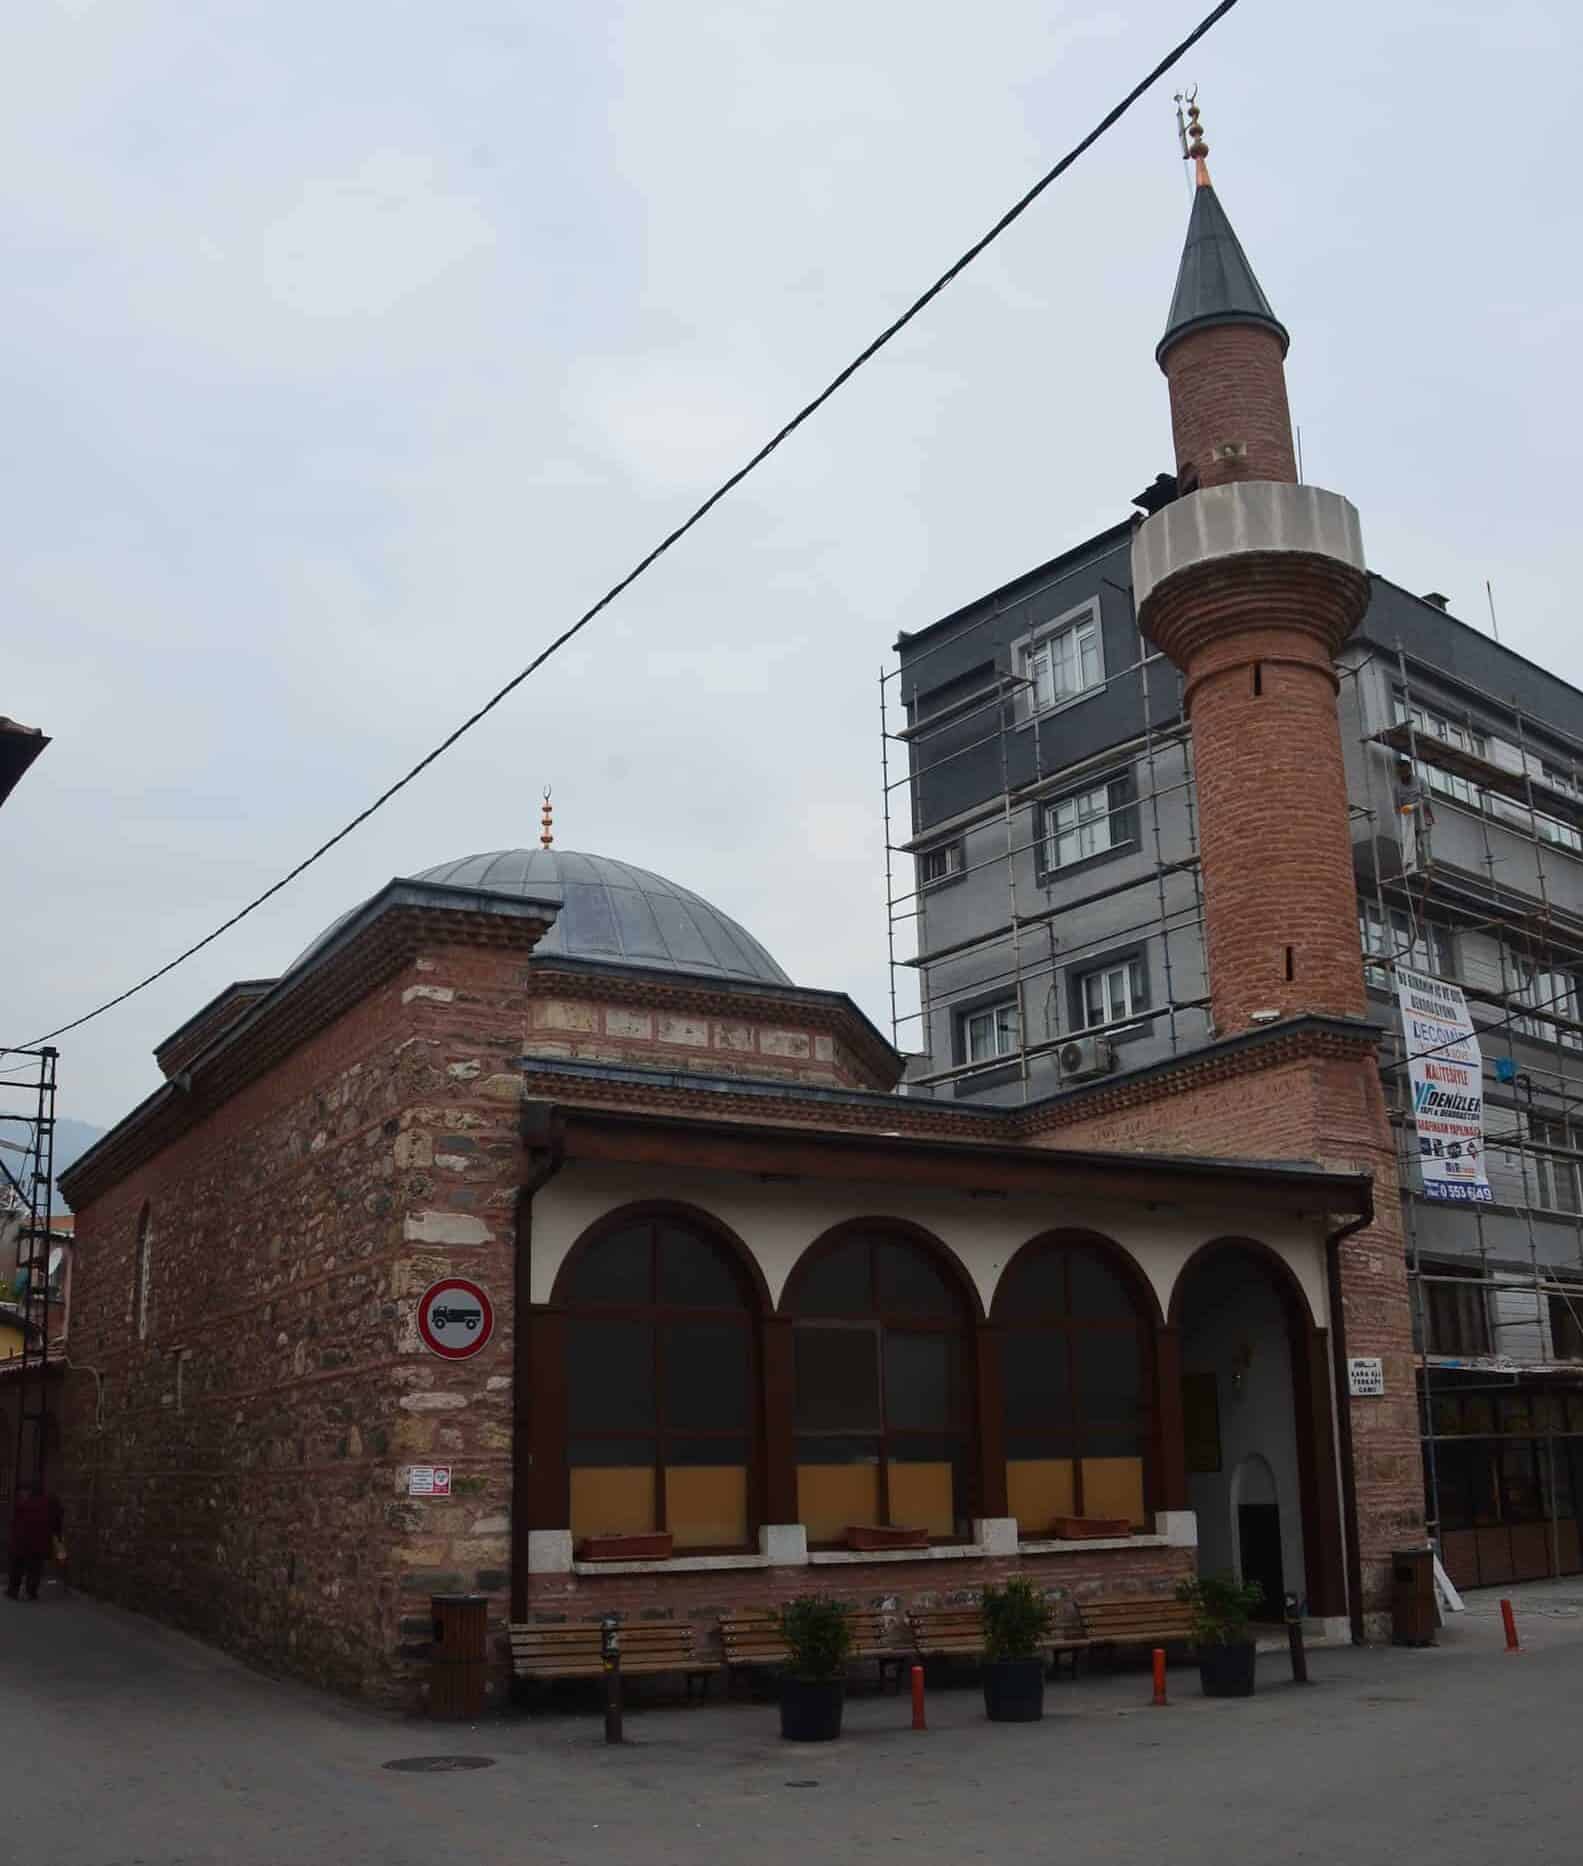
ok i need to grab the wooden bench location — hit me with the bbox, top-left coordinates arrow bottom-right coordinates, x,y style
509,1621 -> 710,1700
908,1605 -> 1089,1678
1075,1596 -> 1196,1663
719,1609 -> 912,1688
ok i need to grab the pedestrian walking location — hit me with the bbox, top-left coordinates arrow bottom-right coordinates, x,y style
7,1480 -> 63,1602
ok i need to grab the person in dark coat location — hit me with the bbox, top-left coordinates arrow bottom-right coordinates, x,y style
7,1480 -> 62,1601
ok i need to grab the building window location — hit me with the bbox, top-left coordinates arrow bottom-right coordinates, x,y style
1026,608 -> 1103,713
1531,1118 -> 1582,1212
995,1237 -> 1153,1532
1513,965 -> 1583,1050
1072,954 -> 1148,1032
1550,1289 -> 1583,1361
1359,901 -> 1455,984
133,1204 -> 153,1341
560,1213 -> 757,1551
1043,772 -> 1136,873
786,1229 -> 973,1544
1394,695 -> 1486,807
918,842 -> 964,890
961,1000 -> 1020,1065
1421,1270 -> 1491,1357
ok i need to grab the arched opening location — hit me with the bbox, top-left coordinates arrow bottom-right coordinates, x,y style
1173,1241 -> 1316,1619
783,1222 -> 976,1545
554,1205 -> 762,1552
993,1231 -> 1158,1535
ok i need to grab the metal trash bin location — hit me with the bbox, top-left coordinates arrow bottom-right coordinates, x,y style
1391,1547 -> 1436,1647
430,1593 -> 488,1719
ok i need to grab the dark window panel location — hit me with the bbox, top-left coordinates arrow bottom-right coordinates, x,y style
664,1435 -> 751,1468
657,1226 -> 746,1308
793,1434 -> 882,1467
566,1318 -> 655,1431
1067,1249 -> 1136,1321
563,1225 -> 653,1305
790,1239 -> 873,1315
1073,1329 -> 1141,1423
663,1320 -> 750,1431
998,1248 -> 1066,1315
793,1326 -> 881,1431
568,1437 -> 654,1469
1001,1329 -> 1073,1431
875,1240 -> 959,1317
883,1331 -> 958,1431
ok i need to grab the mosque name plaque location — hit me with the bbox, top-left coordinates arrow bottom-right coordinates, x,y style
417,1277 -> 495,1360
1347,1356 -> 1385,1399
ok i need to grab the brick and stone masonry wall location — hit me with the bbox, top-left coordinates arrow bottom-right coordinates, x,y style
1045,1045 -> 1422,1637
1163,323 -> 1296,489
62,940 -> 536,1704
523,1545 -> 1195,1664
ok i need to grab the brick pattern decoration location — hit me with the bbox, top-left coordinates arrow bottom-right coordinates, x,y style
1163,323 -> 1297,490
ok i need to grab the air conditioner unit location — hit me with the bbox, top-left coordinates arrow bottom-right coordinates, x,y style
1058,1035 -> 1116,1082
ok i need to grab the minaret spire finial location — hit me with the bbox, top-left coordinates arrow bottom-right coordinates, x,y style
1184,90 -> 1210,189
539,786 -> 554,850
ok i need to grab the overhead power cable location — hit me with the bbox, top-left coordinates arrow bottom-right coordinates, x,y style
18,0 -> 1242,1050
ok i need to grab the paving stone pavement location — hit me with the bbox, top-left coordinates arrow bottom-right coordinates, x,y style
3,1580 -> 1580,1866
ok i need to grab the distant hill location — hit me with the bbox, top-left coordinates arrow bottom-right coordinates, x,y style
52,1117 -> 107,1202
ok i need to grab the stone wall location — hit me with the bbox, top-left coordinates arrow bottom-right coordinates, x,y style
60,940 -> 531,1704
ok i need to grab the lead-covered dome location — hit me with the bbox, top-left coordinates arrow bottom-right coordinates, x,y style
408,848 -> 790,985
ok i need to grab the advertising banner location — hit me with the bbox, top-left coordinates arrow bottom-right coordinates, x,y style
1395,965 -> 1492,1204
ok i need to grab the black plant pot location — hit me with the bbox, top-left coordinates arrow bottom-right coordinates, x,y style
780,1675 -> 846,1742
983,1657 -> 1046,1723
1198,1640 -> 1257,1698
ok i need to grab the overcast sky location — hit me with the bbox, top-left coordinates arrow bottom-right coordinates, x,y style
3,0 -> 1578,1132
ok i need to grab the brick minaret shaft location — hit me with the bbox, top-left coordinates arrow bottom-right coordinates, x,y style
1135,134 -> 1368,1039
1131,118 -> 1423,1636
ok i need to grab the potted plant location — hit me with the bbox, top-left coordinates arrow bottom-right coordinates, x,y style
980,1577 -> 1054,1722
776,1595 -> 852,1741
1177,1573 -> 1264,1697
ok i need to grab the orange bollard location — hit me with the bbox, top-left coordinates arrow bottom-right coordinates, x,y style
1501,1598 -> 1520,1651
1151,1646 -> 1168,1706
911,1664 -> 927,1730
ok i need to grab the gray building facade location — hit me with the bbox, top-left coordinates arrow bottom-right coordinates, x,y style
887,509 -> 1583,1590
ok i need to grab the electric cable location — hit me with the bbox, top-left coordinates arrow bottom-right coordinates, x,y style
16,0 -> 1242,1049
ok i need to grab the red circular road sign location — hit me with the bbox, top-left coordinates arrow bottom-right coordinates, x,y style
417,1278 -> 495,1360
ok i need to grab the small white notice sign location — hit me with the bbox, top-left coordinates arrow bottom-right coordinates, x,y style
1347,1357 -> 1385,1398
407,1464 -> 453,1498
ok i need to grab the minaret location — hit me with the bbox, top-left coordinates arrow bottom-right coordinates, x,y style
1134,104 -> 1370,1037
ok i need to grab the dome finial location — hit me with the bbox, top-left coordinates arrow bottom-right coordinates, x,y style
539,787 -> 554,849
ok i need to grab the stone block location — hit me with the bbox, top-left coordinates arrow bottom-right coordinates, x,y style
393,1133 -> 433,1169
713,1022 -> 755,1052
759,1523 -> 808,1566
477,1074 -> 524,1103
531,999 -> 597,1033
402,1210 -> 489,1246
446,1060 -> 482,1081
657,1015 -> 709,1048
527,1530 -> 574,1574
971,1516 -> 1019,1556
1156,1510 -> 1198,1548
401,985 -> 456,1006
605,1008 -> 653,1040
760,1029 -> 811,1058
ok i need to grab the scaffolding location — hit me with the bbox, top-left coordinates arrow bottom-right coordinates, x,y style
880,576 -> 1583,1587
1,1044 -> 58,1495
878,579 -> 1211,1100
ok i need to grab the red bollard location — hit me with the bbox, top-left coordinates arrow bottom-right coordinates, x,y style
1501,1598 -> 1520,1651
911,1664 -> 927,1731
1151,1647 -> 1168,1707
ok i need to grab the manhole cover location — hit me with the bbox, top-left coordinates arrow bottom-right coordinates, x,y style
383,1756 -> 496,1773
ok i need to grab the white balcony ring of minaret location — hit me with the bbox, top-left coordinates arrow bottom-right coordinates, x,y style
1132,482 -> 1365,614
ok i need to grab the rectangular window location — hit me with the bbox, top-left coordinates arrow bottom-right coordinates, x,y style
918,842 -> 963,889
1532,1118 -> 1582,1213
1026,609 -> 1103,713
1550,1290 -> 1583,1361
1422,1273 -> 1491,1357
1359,901 -> 1455,984
1513,965 -> 1583,1049
1044,773 -> 1136,872
962,1000 -> 1020,1064
1393,694 -> 1486,807
1074,954 -> 1148,1031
